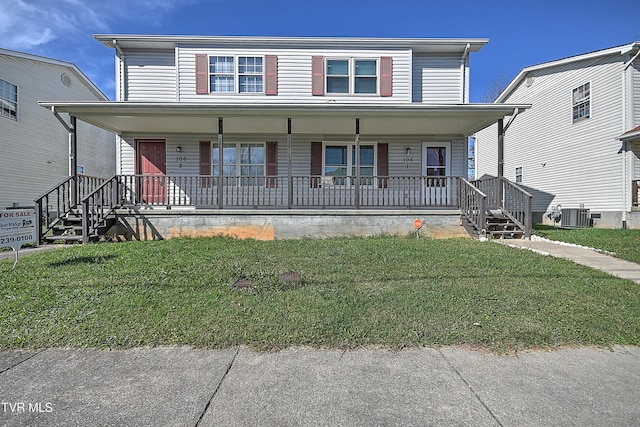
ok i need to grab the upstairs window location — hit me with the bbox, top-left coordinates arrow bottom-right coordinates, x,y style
354,60 -> 377,94
326,60 -> 349,93
238,56 -> 263,93
326,59 -> 378,95
209,56 -> 263,94
0,79 -> 18,120
572,82 -> 590,123
210,56 -> 235,93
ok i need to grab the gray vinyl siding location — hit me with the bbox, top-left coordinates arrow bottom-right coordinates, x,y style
124,50 -> 176,101
118,134 -> 466,179
176,47 -> 411,103
0,53 -> 114,208
117,136 -> 135,175
477,55 -> 627,213
412,54 -> 462,103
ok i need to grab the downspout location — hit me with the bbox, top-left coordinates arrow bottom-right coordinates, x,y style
621,48 -> 640,228
113,39 -> 126,174
497,107 -> 525,179
460,43 -> 470,103
50,106 -> 71,132
50,106 -> 75,177
113,39 -> 126,101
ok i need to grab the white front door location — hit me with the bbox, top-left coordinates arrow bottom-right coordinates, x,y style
422,141 -> 451,204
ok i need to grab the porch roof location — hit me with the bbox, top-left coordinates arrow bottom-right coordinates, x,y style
620,125 -> 640,142
39,101 -> 529,137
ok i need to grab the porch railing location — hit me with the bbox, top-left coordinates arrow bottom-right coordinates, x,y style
112,174 -> 462,209
76,174 -> 530,242
473,176 -> 533,238
81,176 -> 120,244
459,178 -> 487,234
34,174 -> 107,244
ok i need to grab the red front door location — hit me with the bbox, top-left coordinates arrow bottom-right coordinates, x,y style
137,140 -> 166,204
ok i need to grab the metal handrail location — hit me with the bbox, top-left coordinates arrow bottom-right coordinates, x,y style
81,176 -> 120,244
34,174 -> 107,244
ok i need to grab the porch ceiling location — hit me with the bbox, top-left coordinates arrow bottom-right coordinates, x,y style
40,102 -> 530,137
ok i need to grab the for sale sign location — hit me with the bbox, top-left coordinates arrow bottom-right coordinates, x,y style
0,209 -> 37,252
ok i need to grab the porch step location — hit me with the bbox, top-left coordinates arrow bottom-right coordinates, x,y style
464,211 -> 525,240
43,208 -> 116,245
485,213 -> 524,239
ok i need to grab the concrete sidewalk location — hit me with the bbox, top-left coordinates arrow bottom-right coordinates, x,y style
1,346 -> 638,426
496,236 -> 640,284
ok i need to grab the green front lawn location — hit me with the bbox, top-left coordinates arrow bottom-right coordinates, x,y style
533,225 -> 640,264
1,236 -> 638,352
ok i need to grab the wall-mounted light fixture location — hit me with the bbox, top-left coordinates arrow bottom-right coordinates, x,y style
176,146 -> 182,152
405,147 -> 412,156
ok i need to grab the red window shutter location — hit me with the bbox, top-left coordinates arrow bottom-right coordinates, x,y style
310,141 -> 323,187
380,56 -> 393,97
195,54 -> 209,95
265,55 -> 278,95
311,56 -> 325,96
377,143 -> 389,188
199,141 -> 212,187
266,141 -> 278,188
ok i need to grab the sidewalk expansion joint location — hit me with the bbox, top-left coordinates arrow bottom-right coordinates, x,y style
437,349 -> 504,427
195,346 -> 240,427
0,349 -> 47,375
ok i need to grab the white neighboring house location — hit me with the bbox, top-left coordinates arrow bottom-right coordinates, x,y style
475,42 -> 640,228
0,48 -> 115,209
39,35 -> 530,242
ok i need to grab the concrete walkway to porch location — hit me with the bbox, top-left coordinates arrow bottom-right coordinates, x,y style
496,236 -> 640,284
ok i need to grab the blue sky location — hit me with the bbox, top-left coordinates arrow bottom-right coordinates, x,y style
2,0 -> 638,101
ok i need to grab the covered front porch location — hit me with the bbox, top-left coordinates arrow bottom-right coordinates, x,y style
36,101 -> 531,243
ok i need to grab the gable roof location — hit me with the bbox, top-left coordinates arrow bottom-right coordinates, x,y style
496,42 -> 640,103
0,48 -> 108,101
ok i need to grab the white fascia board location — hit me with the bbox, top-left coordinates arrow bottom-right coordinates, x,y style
94,34 -> 488,54
39,101 -> 529,116
496,42 -> 640,103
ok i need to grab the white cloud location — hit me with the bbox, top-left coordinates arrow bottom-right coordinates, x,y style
0,0 -> 199,51
1,0 -> 203,99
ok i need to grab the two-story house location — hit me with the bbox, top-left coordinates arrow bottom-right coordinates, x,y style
38,35 -> 530,242
0,48 -> 115,210
475,42 -> 640,229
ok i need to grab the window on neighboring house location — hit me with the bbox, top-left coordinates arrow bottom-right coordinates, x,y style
1,79 -> 18,120
212,142 -> 265,185
572,82 -> 590,123
515,166 -> 523,183
209,56 -> 263,93
326,59 -> 378,95
324,143 -> 375,185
